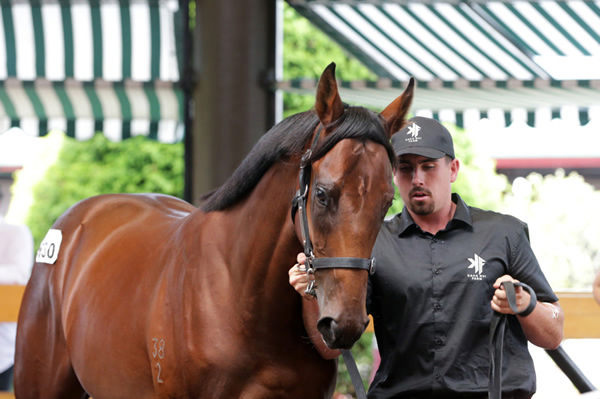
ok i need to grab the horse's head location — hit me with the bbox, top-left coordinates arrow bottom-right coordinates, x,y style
293,63 -> 414,349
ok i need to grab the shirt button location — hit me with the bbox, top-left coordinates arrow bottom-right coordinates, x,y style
435,337 -> 444,346
433,303 -> 442,311
433,268 -> 440,275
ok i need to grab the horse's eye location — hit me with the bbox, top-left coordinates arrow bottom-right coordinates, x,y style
314,186 -> 329,207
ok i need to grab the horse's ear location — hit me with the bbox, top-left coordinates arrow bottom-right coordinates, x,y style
380,77 -> 415,139
315,63 -> 344,127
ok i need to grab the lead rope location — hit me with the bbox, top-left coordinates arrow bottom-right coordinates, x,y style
342,349 -> 368,399
488,281 -> 537,399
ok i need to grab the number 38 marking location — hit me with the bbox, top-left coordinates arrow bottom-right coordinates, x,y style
152,338 -> 166,384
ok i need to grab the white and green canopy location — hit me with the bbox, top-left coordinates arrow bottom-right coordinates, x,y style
286,0 -> 600,128
0,0 -> 183,142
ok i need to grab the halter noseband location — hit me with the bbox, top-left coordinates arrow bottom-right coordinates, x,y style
291,125 -> 376,297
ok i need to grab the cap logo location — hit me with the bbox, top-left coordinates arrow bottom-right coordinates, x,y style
405,122 -> 421,143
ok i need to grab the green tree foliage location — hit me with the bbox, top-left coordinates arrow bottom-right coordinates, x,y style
283,5 -> 375,81
282,3 -> 376,117
24,133 -> 183,250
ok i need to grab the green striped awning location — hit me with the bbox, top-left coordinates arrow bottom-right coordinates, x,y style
0,0 -> 183,142
279,77 -> 600,128
286,0 -> 600,128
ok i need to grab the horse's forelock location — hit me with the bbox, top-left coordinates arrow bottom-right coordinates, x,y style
310,106 -> 395,166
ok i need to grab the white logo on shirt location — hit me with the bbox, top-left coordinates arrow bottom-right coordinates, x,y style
466,253 -> 486,280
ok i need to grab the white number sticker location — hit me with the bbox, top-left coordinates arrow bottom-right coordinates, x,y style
36,229 -> 63,264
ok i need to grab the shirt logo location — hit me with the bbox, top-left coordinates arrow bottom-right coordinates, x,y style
466,253 -> 486,280
405,122 -> 421,143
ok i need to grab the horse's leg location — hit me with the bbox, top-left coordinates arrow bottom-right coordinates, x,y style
14,270 -> 87,399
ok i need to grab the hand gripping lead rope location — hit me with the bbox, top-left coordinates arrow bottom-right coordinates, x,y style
488,281 -> 537,399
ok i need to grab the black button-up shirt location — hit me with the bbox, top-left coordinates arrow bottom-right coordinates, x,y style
367,194 -> 558,398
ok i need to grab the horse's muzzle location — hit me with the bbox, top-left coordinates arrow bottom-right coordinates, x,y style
317,315 -> 370,349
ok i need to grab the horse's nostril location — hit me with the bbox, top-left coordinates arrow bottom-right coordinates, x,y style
316,316 -> 336,347
316,317 -> 335,335
317,316 -> 365,350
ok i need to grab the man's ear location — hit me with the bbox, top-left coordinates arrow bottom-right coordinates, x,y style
450,158 -> 460,183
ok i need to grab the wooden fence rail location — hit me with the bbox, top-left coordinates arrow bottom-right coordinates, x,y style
0,286 -> 25,323
1,286 -> 599,397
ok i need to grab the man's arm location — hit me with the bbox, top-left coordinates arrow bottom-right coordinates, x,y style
288,254 -> 341,360
491,275 -> 564,350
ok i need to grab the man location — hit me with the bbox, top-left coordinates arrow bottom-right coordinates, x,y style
0,190 -> 33,391
289,116 -> 563,398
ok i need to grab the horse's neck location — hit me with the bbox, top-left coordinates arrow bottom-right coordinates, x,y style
225,161 -> 302,281
182,161 -> 302,308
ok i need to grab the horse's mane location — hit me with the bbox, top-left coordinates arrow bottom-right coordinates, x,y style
200,105 -> 396,212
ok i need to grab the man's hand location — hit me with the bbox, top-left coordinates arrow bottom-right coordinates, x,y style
491,276 -> 563,349
288,253 -> 315,299
490,275 -> 533,315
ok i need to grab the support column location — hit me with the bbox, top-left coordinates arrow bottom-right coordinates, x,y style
186,0 -> 277,204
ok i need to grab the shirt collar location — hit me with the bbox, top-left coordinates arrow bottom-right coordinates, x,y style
393,193 -> 472,236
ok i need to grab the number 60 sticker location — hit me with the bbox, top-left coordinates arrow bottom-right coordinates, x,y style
36,229 -> 63,264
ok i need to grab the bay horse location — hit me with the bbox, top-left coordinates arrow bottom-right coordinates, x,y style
15,63 -> 414,399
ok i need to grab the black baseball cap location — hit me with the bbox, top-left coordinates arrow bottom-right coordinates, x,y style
391,116 -> 455,159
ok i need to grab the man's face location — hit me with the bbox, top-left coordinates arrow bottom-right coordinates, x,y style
393,154 -> 458,216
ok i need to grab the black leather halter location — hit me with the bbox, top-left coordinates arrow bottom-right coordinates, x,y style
291,125 -> 375,297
